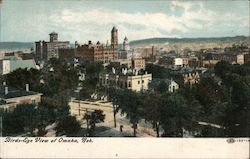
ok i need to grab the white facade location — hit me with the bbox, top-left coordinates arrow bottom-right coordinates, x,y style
0,59 -> 36,75
0,60 -> 10,75
100,72 -> 152,92
174,58 -> 183,66
168,80 -> 179,92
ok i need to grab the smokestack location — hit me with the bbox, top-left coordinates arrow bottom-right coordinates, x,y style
26,84 -> 29,91
5,87 -> 8,95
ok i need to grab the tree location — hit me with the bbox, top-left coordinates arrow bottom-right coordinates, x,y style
145,63 -> 168,79
55,116 -> 81,136
222,75 -> 250,137
85,61 -> 104,77
211,62 -> 250,137
1,104 -> 37,136
40,94 -> 70,121
214,60 -> 231,78
194,76 -> 227,125
116,89 -> 144,136
83,110 -> 105,136
148,79 -> 169,93
143,92 -> 163,137
5,68 -> 42,91
160,93 -> 200,137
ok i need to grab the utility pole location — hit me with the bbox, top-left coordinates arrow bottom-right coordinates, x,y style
113,100 -> 117,128
78,92 -> 80,116
0,116 -> 2,137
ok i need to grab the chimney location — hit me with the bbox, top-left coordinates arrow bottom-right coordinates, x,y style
26,84 -> 29,91
5,87 -> 8,95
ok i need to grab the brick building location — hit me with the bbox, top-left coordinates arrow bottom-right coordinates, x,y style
35,32 -> 70,61
75,27 -> 118,64
134,46 -> 157,62
0,84 -> 42,111
132,58 -> 145,70
58,48 -> 76,60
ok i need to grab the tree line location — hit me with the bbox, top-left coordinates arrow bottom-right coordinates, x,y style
110,61 -> 250,137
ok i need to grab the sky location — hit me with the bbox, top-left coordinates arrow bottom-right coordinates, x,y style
0,0 -> 249,43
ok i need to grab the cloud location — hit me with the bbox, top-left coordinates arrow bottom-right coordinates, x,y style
49,4 -> 216,43
9,1 -> 247,42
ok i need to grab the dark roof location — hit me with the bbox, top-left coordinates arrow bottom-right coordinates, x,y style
0,86 -> 41,99
49,32 -> 58,35
111,26 -> 118,32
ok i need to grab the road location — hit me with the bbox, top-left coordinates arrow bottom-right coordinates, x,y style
69,99 -> 157,137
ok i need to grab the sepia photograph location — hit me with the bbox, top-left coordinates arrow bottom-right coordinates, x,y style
0,0 -> 249,158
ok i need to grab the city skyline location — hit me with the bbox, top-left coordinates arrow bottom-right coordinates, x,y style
0,0 -> 249,43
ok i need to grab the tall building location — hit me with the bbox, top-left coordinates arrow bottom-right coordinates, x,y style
123,36 -> 129,51
76,27 -> 118,64
35,32 -> 70,61
111,26 -> 118,48
118,36 -> 132,59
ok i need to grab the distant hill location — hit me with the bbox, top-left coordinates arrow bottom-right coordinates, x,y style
129,36 -> 250,47
0,42 -> 34,52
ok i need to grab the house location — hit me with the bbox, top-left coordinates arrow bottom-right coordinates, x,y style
99,68 -> 152,92
183,71 -> 200,86
0,58 -> 36,75
0,83 -> 42,111
168,79 -> 179,92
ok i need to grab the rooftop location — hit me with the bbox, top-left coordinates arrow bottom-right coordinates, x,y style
111,26 -> 118,32
49,32 -> 58,35
0,85 -> 42,99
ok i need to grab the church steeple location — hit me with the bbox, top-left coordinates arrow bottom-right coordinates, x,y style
123,36 -> 129,51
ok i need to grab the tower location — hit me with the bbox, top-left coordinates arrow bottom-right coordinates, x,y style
123,36 -> 129,51
49,32 -> 58,42
111,26 -> 118,48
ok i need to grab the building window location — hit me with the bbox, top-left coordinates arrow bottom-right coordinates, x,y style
138,81 -> 140,84
142,80 -> 144,84
128,81 -> 131,87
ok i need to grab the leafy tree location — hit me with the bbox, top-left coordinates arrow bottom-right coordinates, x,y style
222,76 -> 250,137
214,60 -> 231,78
85,61 -> 104,77
83,110 -> 105,136
194,76 -> 227,125
143,92 -> 163,137
5,68 -> 42,91
1,104 -> 37,136
145,63 -> 168,79
55,116 -> 81,136
148,78 -> 169,93
116,89 -> 144,136
160,93 -> 200,137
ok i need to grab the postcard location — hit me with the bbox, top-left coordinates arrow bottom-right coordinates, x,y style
0,0 -> 249,158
